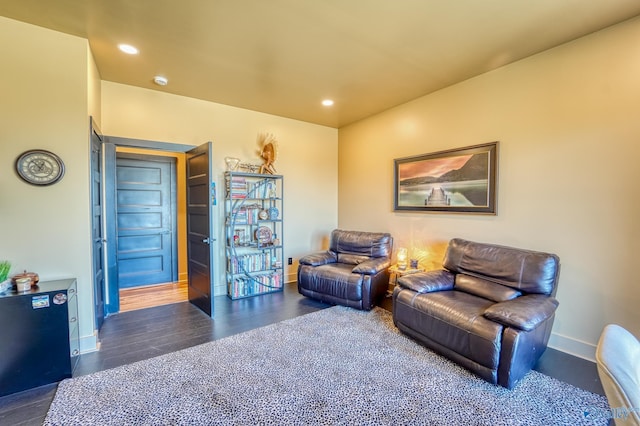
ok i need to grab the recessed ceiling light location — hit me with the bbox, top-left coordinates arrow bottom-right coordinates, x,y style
118,44 -> 139,55
322,99 -> 334,107
153,76 -> 168,86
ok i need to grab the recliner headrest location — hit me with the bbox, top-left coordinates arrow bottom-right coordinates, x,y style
443,238 -> 560,295
330,229 -> 393,259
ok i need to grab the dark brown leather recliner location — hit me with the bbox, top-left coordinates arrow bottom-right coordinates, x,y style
298,229 -> 393,310
393,238 -> 560,389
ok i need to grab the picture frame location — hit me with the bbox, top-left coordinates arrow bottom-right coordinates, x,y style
394,142 -> 498,214
234,228 -> 246,245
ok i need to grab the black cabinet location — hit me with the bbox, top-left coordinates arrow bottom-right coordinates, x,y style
0,278 -> 79,397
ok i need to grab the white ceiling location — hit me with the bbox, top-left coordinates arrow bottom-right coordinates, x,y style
2,0 -> 640,128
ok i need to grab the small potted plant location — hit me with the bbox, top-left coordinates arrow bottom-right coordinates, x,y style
0,261 -> 11,293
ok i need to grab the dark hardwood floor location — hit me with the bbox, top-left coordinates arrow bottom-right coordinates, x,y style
0,283 -> 604,425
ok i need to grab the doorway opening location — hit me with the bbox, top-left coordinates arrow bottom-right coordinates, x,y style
90,129 -> 216,326
114,147 -> 188,312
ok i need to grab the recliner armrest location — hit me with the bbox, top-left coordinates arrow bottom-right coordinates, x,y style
483,294 -> 559,331
352,258 -> 390,275
397,270 -> 455,293
299,251 -> 337,266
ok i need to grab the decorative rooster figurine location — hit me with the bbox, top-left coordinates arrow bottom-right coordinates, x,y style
258,133 -> 278,174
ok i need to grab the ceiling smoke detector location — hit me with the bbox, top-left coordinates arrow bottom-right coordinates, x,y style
153,76 -> 168,86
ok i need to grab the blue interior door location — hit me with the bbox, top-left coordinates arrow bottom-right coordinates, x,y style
116,153 -> 177,288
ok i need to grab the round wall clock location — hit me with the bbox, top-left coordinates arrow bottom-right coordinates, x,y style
15,149 -> 65,186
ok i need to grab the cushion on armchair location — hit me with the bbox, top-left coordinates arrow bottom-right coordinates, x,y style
454,274 -> 521,302
352,257 -> 391,275
444,238 -> 560,295
397,270 -> 454,293
299,251 -> 337,267
483,294 -> 559,331
337,253 -> 371,265
331,230 -> 392,258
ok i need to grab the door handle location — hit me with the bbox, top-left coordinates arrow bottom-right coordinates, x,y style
201,237 -> 216,244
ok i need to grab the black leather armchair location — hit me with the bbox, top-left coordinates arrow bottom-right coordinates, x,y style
393,238 -> 560,389
298,229 -> 393,310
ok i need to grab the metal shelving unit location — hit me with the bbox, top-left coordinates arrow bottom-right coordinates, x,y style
224,172 -> 284,299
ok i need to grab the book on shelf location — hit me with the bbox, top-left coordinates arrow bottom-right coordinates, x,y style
227,272 -> 282,298
228,205 -> 260,225
228,176 -> 248,198
227,252 -> 277,274
228,177 -> 277,199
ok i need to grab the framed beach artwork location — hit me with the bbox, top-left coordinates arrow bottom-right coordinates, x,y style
394,142 -> 498,214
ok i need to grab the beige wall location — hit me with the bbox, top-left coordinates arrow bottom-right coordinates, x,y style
1,16 -> 336,352
102,82 -> 338,295
0,17 -> 96,350
88,50 -> 102,129
338,17 -> 640,360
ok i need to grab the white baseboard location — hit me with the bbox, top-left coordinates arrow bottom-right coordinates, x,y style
548,332 -> 597,362
80,332 -> 99,354
285,273 -> 296,284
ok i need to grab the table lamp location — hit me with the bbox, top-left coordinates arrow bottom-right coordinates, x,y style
397,247 -> 408,270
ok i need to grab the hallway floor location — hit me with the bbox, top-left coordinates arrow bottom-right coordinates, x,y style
119,281 -> 188,312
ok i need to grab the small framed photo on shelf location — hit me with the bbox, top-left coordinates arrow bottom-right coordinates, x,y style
234,228 -> 246,245
266,181 -> 277,198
